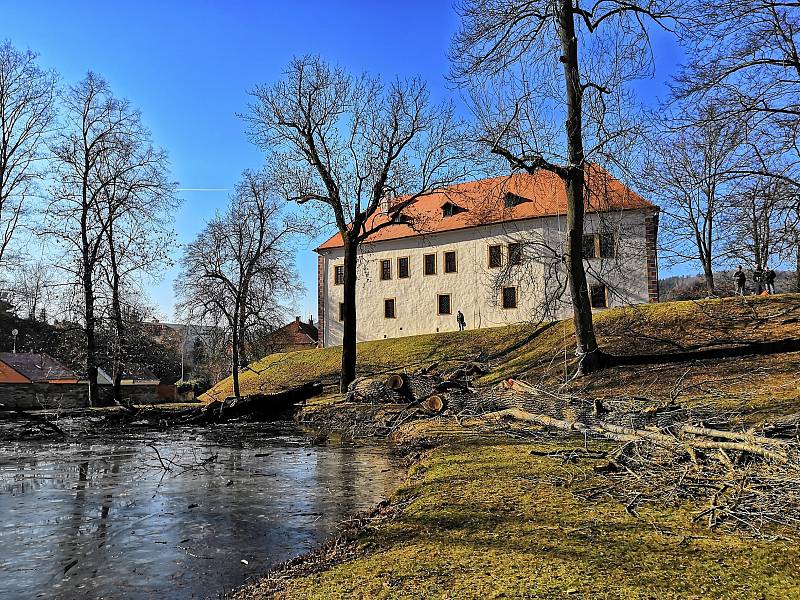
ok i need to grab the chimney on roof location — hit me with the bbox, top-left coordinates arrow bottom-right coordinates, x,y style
295,316 -> 300,323
309,315 -> 314,326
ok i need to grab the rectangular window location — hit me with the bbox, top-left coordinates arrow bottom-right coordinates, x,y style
590,284 -> 608,309
397,257 -> 410,278
488,245 -> 502,268
380,259 -> 391,281
437,294 -> 452,315
334,265 -> 344,285
444,251 -> 457,273
424,253 -> 437,276
508,242 -> 522,266
582,234 -> 597,259
599,232 -> 616,258
502,286 -> 518,309
338,302 -> 345,321
384,298 -> 396,319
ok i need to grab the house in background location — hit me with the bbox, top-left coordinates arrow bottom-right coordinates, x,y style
97,364 -> 164,404
0,352 -> 79,384
262,316 -> 319,353
0,352 -> 88,409
315,168 -> 659,347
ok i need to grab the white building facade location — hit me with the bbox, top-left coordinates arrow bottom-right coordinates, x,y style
315,172 -> 659,348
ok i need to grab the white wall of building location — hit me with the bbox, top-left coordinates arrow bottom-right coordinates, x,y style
317,210 -> 653,347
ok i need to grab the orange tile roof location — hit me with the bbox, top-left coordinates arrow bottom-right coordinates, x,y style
316,166 -> 656,251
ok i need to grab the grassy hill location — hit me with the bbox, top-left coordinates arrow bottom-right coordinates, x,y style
204,294 -> 800,424
233,294 -> 800,599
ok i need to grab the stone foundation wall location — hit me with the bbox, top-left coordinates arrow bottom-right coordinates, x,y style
0,383 -> 163,410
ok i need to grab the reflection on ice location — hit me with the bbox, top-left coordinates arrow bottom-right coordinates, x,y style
0,423 -> 403,599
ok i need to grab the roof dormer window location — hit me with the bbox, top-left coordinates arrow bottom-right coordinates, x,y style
504,192 -> 530,208
441,201 -> 465,218
391,211 -> 411,224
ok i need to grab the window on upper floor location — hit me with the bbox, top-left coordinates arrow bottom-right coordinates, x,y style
398,257 -> 410,279
380,259 -> 392,281
384,298 -> 396,319
488,245 -> 502,268
508,242 -> 522,266
424,253 -> 437,276
334,265 -> 344,285
582,234 -> 597,259
444,251 -> 457,273
599,232 -> 616,258
437,293 -> 452,315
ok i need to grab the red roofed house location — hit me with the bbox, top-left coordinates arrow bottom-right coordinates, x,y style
263,316 -> 319,353
0,352 -> 88,410
315,168 -> 659,347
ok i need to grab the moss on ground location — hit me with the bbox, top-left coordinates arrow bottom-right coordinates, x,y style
243,435 -> 800,599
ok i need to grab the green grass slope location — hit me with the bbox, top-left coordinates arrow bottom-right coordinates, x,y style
204,294 -> 800,422
250,435 -> 800,600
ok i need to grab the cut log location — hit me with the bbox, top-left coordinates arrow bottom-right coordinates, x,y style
385,373 -> 406,391
183,381 -> 324,424
421,394 -> 446,414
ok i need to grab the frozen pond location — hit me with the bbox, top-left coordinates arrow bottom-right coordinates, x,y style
0,424 -> 404,599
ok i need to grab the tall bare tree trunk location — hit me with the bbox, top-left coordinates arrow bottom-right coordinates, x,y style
557,0 -> 606,374
702,260 -> 715,296
107,223 -> 125,407
340,236 -> 359,392
81,177 -> 99,407
231,305 -> 241,399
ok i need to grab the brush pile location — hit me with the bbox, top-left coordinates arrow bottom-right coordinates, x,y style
489,380 -> 800,538
345,360 -> 800,537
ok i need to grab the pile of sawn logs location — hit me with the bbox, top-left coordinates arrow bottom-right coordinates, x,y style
345,361 -> 513,416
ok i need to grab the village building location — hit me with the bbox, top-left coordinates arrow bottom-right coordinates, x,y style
0,352 -> 169,409
0,352 -> 84,409
315,168 -> 659,348
262,316 -> 319,353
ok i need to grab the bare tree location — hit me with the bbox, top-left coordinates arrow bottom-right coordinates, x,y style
644,103 -> 748,295
8,257 -> 55,321
451,0 -> 681,373
176,169 -> 301,398
245,55 -> 469,391
95,116 -> 178,405
724,175 -> 797,276
0,41 -> 57,266
48,73 -> 146,406
678,0 -> 800,288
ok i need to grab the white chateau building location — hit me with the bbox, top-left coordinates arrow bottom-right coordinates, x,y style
315,168 -> 659,348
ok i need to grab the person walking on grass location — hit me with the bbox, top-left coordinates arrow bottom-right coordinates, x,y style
456,310 -> 466,331
734,266 -> 746,296
765,267 -> 777,295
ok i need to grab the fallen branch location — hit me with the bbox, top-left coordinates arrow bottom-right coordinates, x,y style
488,408 -> 788,463
0,404 -> 67,437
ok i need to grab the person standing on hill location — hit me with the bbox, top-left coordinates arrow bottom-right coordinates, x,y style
456,310 -> 466,331
734,266 -> 746,296
765,267 -> 777,295
752,266 -> 764,294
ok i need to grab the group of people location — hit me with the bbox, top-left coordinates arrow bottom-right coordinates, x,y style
733,265 -> 777,296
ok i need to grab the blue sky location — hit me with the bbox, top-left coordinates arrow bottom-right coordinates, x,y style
4,1 -> 682,321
